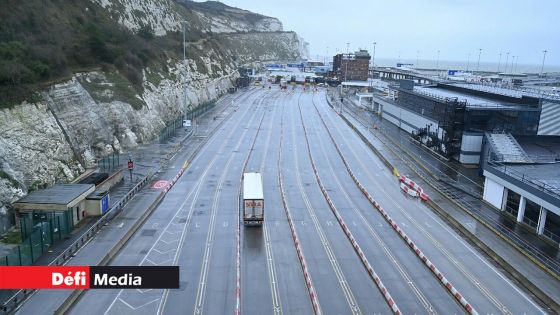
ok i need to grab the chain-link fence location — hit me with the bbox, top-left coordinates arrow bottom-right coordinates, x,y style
0,210 -> 73,266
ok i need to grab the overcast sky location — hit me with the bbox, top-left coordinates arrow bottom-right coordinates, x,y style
213,0 -> 559,66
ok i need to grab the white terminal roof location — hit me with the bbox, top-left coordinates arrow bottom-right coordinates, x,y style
451,83 -> 560,101
413,86 -> 524,109
243,172 -> 263,200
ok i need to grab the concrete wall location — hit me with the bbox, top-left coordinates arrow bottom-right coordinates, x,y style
483,177 -> 506,209
538,100 -> 560,136
70,199 -> 87,225
96,169 -> 124,192
484,169 -> 560,217
459,134 -> 483,164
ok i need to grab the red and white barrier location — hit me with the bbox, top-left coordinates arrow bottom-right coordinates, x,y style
399,175 -> 429,201
311,98 -> 478,315
278,113 -> 322,315
298,102 -> 401,315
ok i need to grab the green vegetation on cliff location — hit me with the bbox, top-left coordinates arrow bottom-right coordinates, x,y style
0,0 -> 303,109
0,0 -> 191,108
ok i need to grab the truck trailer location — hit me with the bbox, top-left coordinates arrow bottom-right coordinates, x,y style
242,172 -> 264,226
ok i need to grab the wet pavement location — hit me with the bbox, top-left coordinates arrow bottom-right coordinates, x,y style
0,90 -> 242,306
330,87 -> 560,309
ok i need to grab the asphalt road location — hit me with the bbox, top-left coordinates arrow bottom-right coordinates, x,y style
39,86 -> 547,315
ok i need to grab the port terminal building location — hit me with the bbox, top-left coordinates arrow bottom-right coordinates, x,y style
366,79 -> 560,243
369,80 -> 560,164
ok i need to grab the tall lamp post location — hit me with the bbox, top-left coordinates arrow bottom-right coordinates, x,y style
371,42 -> 377,83
497,52 -> 502,73
371,42 -> 377,68
436,50 -> 440,77
181,21 -> 189,123
345,42 -> 350,82
476,48 -> 482,74
540,50 -> 548,77
504,52 -> 510,74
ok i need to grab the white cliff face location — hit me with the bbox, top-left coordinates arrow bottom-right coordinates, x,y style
0,56 -> 238,219
218,31 -> 304,64
195,12 -> 283,34
0,1 -> 306,232
91,0 -> 183,36
90,0 -> 284,35
0,101 -> 83,205
298,36 -> 311,60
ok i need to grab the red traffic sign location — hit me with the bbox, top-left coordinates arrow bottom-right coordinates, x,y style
127,161 -> 134,170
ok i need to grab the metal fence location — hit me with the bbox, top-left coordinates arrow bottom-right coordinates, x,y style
486,161 -> 560,199
159,117 -> 183,143
0,211 -> 73,266
1,172 -> 152,314
98,153 -> 120,173
329,92 -> 560,276
188,101 -> 216,120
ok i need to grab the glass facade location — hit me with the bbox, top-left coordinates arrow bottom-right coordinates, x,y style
464,109 -> 540,135
397,89 -> 541,136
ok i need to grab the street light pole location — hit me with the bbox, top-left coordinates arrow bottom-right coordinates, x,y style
476,48 -> 482,74
497,52 -> 502,73
436,50 -> 440,76
345,42 -> 349,82
504,52 -> 510,74
181,21 -> 188,123
372,42 -> 377,68
540,50 -> 548,77
371,42 -> 377,85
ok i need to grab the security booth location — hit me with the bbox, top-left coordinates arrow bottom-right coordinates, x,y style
85,190 -> 110,216
13,184 -> 95,239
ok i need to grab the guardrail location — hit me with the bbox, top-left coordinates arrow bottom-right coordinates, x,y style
459,82 -> 560,101
332,90 -> 560,279
0,171 -> 152,315
504,206 -> 560,245
1,89 -> 253,315
486,161 -> 560,199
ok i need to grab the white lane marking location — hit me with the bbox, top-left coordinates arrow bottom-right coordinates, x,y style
289,96 -> 361,315
192,94 -> 267,315
256,93 -> 284,315
118,297 -> 160,311
106,91 -> 264,315
318,96 -> 542,314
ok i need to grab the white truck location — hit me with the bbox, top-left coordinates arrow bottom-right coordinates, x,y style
242,172 -> 264,226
